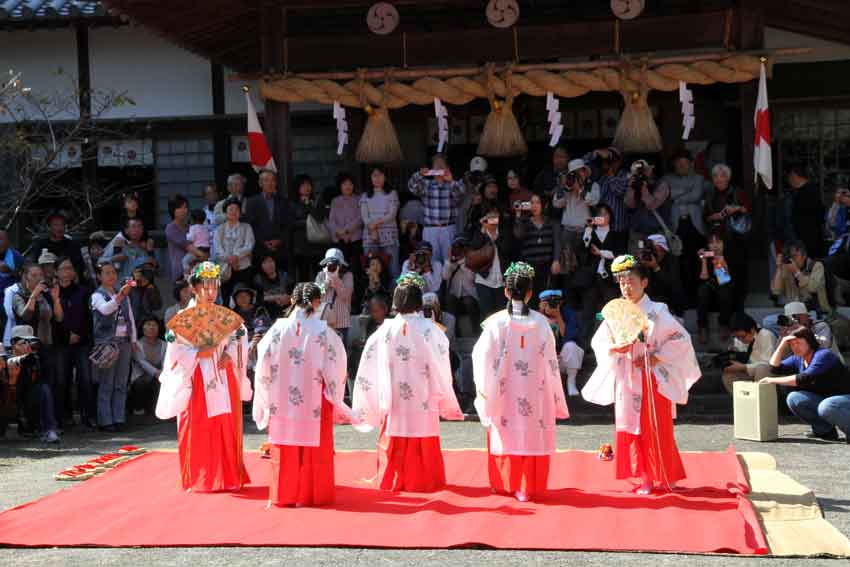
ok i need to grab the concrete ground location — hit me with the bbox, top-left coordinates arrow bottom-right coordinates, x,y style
0,415 -> 848,567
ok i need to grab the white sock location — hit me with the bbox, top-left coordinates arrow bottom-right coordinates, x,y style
566,369 -> 579,396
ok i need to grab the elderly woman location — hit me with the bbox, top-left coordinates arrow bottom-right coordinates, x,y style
761,326 -> 850,442
704,163 -> 751,308
214,197 -> 255,302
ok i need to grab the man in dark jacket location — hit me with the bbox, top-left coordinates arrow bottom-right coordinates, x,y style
244,169 -> 289,267
28,211 -> 84,276
784,162 -> 825,259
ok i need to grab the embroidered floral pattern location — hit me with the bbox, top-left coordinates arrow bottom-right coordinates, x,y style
289,386 -> 304,406
288,348 -> 304,366
395,345 -> 411,362
315,331 -> 329,349
398,382 -> 414,400
365,342 -> 377,360
538,342 -> 546,357
500,416 -> 509,427
517,397 -> 533,417
655,366 -> 670,383
205,379 -> 218,392
514,360 -> 531,377
260,374 -> 275,387
423,328 -> 432,343
499,377 -> 508,395
271,330 -> 282,344
358,376 -> 372,391
539,418 -> 546,430
326,380 -> 337,399
313,406 -> 321,419
421,401 -> 429,411
269,404 -> 278,416
437,341 -> 447,356
327,342 -> 338,363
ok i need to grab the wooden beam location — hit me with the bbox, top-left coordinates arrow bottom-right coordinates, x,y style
75,22 -> 97,198
260,1 -> 293,191
737,0 -> 765,203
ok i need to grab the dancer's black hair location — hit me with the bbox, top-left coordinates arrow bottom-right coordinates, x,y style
298,282 -> 323,316
504,271 -> 533,316
393,281 -> 424,314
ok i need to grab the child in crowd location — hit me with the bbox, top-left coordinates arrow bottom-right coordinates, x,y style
182,210 -> 211,272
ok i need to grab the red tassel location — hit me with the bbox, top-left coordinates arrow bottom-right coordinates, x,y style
296,322 -> 301,336
403,323 -> 407,336
520,335 -> 525,349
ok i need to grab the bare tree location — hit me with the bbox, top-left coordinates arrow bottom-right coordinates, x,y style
0,68 -> 146,234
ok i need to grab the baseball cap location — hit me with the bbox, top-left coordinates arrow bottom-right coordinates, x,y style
470,156 -> 488,173
567,159 -> 588,174
783,302 -> 808,317
647,234 -> 669,252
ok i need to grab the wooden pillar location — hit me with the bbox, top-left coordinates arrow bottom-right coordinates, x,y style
75,23 -> 97,196
737,1 -> 766,200
260,2 -> 293,194
211,62 -> 229,191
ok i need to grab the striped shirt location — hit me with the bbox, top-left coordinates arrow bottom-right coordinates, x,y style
360,190 -> 399,247
315,269 -> 354,331
598,171 -> 631,232
407,172 -> 465,226
514,218 -> 561,266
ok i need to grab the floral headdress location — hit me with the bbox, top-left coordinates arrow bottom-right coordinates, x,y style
611,255 -> 638,275
504,262 -> 536,280
192,261 -> 222,281
396,272 -> 427,290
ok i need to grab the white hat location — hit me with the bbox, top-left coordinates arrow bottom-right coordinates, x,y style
470,156 -> 488,173
422,292 -> 440,306
10,325 -> 38,342
647,234 -> 669,252
783,302 -> 808,317
37,249 -> 57,265
319,248 -> 348,267
567,158 -> 588,174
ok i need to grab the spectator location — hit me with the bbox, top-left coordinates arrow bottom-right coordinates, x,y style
0,350 -> 8,437
584,147 -> 630,232
119,193 -> 155,250
704,163 -> 752,306
399,220 -> 424,267
229,283 -> 270,344
697,233 -> 735,344
104,218 -> 154,281
165,195 -> 203,282
408,153 -> 466,265
213,173 -> 248,225
784,162 -> 826,259
513,193 -> 561,305
721,312 -> 777,394
662,149 -> 707,304
539,289 -> 583,396
360,165 -> 400,278
214,196 -> 256,302
81,231 -> 108,286
90,261 -> 136,432
772,241 -> 831,315
37,249 -> 57,282
825,187 -> 850,247
506,169 -> 533,211
761,326 -> 850,442
315,248 -> 354,342
244,169 -> 287,268
181,210 -> 211,274
401,241 -> 443,295
553,159 -> 597,244
466,207 -> 513,319
129,316 -> 165,416
625,160 -> 672,255
346,294 -> 390,399
8,325 -> 59,442
579,204 -> 628,344
0,229 -> 24,297
253,253 -> 291,320
641,234 -> 684,316
3,278 -> 21,347
163,279 -> 192,324
29,210 -> 84,275
289,174 -> 327,283
533,145 -> 570,219
441,236 -> 479,328
128,266 -> 162,324
422,292 -> 456,344
12,263 -> 63,377
459,156 -> 488,234
202,183 -> 220,251
775,301 -> 843,361
54,257 -> 95,429
328,172 -> 364,285
464,176 -> 507,236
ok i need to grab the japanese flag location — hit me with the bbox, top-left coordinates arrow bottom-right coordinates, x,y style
754,62 -> 772,190
245,90 -> 277,173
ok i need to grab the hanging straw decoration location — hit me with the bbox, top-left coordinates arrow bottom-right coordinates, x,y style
355,69 -> 404,163
477,65 -> 527,157
613,61 -> 663,154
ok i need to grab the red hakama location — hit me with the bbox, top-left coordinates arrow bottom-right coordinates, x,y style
615,369 -> 686,486
487,430 -> 550,498
269,395 -> 336,507
178,365 -> 250,492
377,421 -> 446,492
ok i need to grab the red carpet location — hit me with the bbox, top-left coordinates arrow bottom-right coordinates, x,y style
0,447 -> 767,554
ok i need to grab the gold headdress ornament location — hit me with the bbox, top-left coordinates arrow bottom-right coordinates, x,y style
504,261 -> 536,280
192,261 -> 222,281
611,255 -> 638,275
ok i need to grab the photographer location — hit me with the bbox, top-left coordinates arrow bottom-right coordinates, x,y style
773,302 -> 843,361
466,207 -> 514,319
761,326 -> 850,442
464,176 -> 507,236
721,313 -> 777,394
583,147 -> 630,232
407,153 -> 466,265
360,252 -> 391,314
513,194 -> 562,304
441,237 -> 479,328
315,248 -> 354,342
772,241 -> 831,315
422,292 -> 456,344
12,263 -> 63,386
128,266 -> 162,324
624,160 -> 671,255
639,234 -> 682,315
401,241 -> 443,295
507,170 -> 533,211
8,325 -> 59,442
696,234 -> 734,344
553,159 -> 597,245
533,146 -> 570,221
539,289 -> 583,397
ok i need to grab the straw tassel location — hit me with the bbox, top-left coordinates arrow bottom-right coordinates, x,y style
520,335 -> 525,349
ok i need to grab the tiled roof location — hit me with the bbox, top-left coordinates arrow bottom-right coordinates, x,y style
0,1 -> 108,22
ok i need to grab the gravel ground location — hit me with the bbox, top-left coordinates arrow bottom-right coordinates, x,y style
1,416 -> 848,566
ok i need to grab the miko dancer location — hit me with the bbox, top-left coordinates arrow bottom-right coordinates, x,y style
583,255 -> 701,494
352,273 -> 463,492
253,282 -> 353,507
155,262 -> 252,492
472,262 -> 569,502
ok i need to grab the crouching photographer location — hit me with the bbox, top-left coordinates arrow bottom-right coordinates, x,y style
441,237 -> 479,333
7,325 -> 59,442
401,241 -> 442,294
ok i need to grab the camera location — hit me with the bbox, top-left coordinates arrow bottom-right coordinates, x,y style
513,201 -> 532,211
699,250 -> 715,259
326,262 -> 339,273
777,314 -> 795,327
423,305 -> 434,319
414,250 -> 428,264
783,255 -> 793,265
639,248 -> 656,263
40,277 -> 54,289
630,161 -> 649,191
560,171 -> 579,188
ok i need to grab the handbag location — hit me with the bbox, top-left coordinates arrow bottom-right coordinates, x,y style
465,241 -> 495,272
89,342 -> 120,370
651,210 -> 683,256
306,215 -> 333,244
728,213 -> 752,236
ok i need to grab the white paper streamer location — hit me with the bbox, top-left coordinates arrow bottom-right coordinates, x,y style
679,81 -> 694,140
546,91 -> 563,147
334,101 -> 348,155
434,98 -> 449,152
